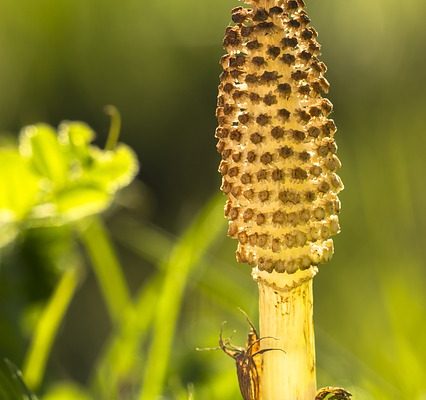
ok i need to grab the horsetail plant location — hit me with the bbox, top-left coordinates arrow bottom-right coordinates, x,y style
216,1 -> 344,399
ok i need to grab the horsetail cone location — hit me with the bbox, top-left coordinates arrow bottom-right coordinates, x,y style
216,0 -> 343,278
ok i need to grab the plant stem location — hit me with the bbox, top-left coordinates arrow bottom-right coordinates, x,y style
104,105 -> 122,151
79,217 -> 132,326
92,274 -> 160,398
254,268 -> 317,400
23,265 -> 81,390
138,195 -> 225,400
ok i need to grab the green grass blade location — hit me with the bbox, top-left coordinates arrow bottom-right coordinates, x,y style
0,360 -> 38,400
22,265 -> 81,391
78,217 -> 132,326
138,194 -> 225,400
111,217 -> 252,318
91,274 -> 160,399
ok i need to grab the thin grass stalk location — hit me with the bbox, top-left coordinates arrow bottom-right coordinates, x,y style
23,265 -> 81,390
138,195 -> 225,400
79,217 -> 132,326
91,275 -> 159,398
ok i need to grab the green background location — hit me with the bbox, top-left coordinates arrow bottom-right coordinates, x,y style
0,0 -> 425,399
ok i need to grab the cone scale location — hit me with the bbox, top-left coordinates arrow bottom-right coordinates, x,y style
215,1 -> 343,399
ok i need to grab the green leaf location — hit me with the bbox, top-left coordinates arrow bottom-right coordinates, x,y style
0,149 -> 41,246
19,124 -> 68,188
0,149 -> 41,219
58,122 -> 95,166
0,148 -> 39,248
53,184 -> 111,223
0,120 -> 139,232
85,144 -> 139,193
0,359 -> 37,400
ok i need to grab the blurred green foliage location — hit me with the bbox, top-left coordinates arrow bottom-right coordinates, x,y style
0,360 -> 37,400
0,0 -> 426,399
0,122 -> 137,244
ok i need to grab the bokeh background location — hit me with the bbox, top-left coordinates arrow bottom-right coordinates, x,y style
1,0 -> 426,399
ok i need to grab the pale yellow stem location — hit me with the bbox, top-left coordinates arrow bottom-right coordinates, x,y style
254,268 -> 317,400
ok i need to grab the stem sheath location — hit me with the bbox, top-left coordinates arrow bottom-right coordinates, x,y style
254,268 -> 317,400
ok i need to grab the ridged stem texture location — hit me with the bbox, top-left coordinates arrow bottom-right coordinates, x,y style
258,278 -> 316,400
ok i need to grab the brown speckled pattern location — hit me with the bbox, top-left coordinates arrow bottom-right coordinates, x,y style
216,0 -> 343,274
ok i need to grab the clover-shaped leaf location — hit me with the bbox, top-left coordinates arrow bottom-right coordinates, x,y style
54,184 -> 111,223
0,119 -> 139,246
85,144 -> 139,193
